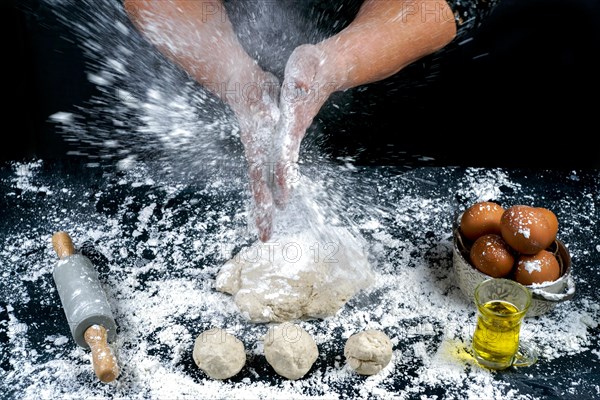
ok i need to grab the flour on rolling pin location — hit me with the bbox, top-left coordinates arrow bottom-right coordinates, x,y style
51,231 -> 120,383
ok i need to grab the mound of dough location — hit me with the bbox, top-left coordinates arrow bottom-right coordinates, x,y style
344,329 -> 393,375
263,323 -> 319,380
215,228 -> 374,322
192,328 -> 246,380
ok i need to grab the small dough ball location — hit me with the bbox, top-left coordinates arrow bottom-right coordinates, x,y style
344,330 -> 393,375
193,328 -> 246,380
263,323 -> 318,380
460,201 -> 505,241
469,234 -> 515,278
515,250 -> 561,285
500,205 -> 556,254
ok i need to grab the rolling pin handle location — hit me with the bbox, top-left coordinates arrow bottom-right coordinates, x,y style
84,325 -> 120,383
52,231 -> 76,259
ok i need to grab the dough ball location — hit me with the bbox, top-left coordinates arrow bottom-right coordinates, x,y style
263,323 -> 319,380
344,330 -> 393,375
192,328 -> 246,380
215,228 -> 374,323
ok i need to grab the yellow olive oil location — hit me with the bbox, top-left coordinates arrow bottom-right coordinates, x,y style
472,300 -> 522,369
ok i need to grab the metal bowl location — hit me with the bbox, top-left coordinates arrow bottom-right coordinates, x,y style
452,218 -> 576,317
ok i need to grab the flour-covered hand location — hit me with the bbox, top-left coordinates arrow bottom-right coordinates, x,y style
233,70 -> 280,242
274,44 -> 337,208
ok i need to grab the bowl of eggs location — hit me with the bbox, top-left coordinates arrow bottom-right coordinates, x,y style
453,202 -> 576,317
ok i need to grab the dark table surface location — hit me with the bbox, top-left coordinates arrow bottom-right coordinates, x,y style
1,159 -> 598,399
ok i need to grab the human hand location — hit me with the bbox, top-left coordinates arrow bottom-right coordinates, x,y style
273,44 -> 338,208
233,44 -> 339,238
230,70 -> 280,242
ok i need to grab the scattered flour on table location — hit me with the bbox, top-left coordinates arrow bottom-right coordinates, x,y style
1,162 -> 599,400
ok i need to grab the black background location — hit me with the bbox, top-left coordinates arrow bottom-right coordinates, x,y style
3,0 -> 600,168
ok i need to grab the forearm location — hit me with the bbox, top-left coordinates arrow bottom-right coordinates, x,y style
123,0 -> 260,107
317,0 -> 457,91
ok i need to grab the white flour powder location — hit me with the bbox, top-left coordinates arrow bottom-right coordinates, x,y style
1,163 -> 598,399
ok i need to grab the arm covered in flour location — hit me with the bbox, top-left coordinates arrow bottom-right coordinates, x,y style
273,0 -> 499,206
123,0 -> 279,242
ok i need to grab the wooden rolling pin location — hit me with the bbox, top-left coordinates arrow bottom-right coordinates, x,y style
52,231 -> 120,383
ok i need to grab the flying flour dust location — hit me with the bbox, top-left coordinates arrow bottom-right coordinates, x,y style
2,1 -> 599,399
47,0 -> 244,177
45,0 -> 380,321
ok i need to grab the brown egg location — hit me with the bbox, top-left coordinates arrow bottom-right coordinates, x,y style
460,202 -> 505,241
500,205 -> 556,255
537,207 -> 559,241
470,234 -> 515,278
514,250 -> 561,285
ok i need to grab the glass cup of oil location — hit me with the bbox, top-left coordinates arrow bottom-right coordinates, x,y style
472,278 -> 538,370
